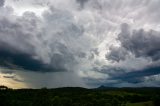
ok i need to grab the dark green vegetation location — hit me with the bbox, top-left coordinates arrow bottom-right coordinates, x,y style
0,85 -> 160,106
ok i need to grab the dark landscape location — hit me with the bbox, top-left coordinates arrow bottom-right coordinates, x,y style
0,85 -> 160,106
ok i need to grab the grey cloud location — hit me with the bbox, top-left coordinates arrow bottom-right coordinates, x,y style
119,23 -> 160,60
3,75 -> 14,79
143,0 -> 160,22
77,52 -> 86,58
106,46 -> 128,62
0,0 -> 4,7
1,0 -> 160,88
76,0 -> 89,8
0,14 -> 52,72
0,69 -> 14,74
0,14 -> 38,55
88,66 -> 160,87
111,66 -> 160,83
106,23 -> 160,63
100,66 -> 125,76
91,48 -> 99,56
50,44 -> 76,72
0,7 -> 86,73
3,74 -> 25,82
0,48 -> 55,72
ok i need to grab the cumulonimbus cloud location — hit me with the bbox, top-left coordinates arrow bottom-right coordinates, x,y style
0,0 -> 160,88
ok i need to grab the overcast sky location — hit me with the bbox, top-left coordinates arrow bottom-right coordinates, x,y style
0,0 -> 160,89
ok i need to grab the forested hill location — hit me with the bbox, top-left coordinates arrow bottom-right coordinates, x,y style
0,86 -> 160,106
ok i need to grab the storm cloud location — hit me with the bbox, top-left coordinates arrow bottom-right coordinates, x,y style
0,0 -> 160,88
119,23 -> 160,60
0,7 -> 86,72
107,23 -> 160,62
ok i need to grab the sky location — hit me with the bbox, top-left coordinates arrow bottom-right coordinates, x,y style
0,0 -> 160,89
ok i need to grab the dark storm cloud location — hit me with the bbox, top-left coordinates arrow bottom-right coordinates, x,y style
86,66 -> 160,87
119,23 -> 160,60
0,8 -> 83,73
0,0 -> 5,7
0,12 -> 75,72
0,40 -> 72,72
1,0 -> 160,88
106,23 -> 160,62
0,15 -> 37,55
0,15 -> 51,72
104,23 -> 160,86
0,48 -> 54,72
111,66 -> 160,84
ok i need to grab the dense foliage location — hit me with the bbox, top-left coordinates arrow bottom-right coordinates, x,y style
0,86 -> 160,106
